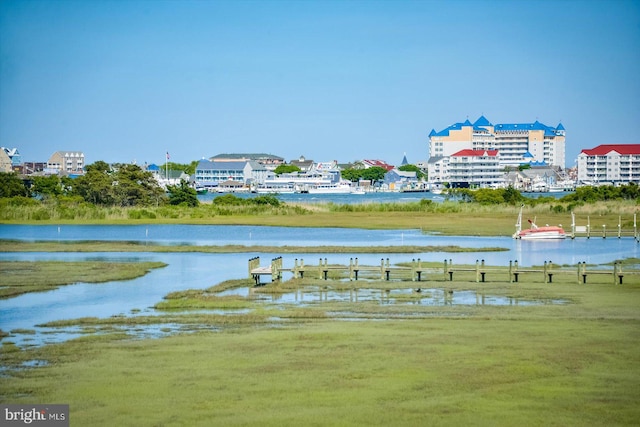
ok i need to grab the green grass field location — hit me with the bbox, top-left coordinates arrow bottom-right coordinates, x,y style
1,260 -> 639,426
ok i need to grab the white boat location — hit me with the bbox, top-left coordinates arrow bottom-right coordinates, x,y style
253,183 -> 296,194
308,181 -> 358,194
513,206 -> 566,240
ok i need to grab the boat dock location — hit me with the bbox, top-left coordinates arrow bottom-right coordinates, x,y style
249,257 -> 640,285
569,213 -> 639,240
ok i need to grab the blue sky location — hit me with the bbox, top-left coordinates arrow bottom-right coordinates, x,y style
1,0 -> 639,167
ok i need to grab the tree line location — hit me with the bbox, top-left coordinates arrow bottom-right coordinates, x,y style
1,159 -> 637,209
0,161 -> 198,207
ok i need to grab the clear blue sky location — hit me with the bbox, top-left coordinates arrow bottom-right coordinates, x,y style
1,0 -> 639,167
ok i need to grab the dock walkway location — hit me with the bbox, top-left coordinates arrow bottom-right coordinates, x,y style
249,257 -> 639,285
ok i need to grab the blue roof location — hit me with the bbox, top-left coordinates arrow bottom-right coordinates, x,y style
556,122 -> 565,131
523,151 -> 534,158
430,116 -> 564,138
473,115 -> 492,127
431,122 -> 467,137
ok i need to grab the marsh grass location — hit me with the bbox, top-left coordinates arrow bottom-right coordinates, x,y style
0,260 -> 167,299
0,240 -> 509,254
1,263 -> 640,425
1,199 -> 637,236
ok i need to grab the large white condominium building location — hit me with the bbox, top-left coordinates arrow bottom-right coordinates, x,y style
428,116 -> 566,168
577,144 -> 640,185
428,149 -> 504,188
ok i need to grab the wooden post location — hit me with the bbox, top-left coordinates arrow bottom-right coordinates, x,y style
544,261 -> 548,283
444,259 -> 448,281
577,262 -> 581,284
618,216 -> 622,239
617,261 -> 624,285
380,258 -> 385,280
248,257 -> 260,279
475,260 -> 480,283
509,260 -> 513,283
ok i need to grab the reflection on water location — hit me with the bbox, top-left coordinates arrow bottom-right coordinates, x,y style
253,287 -> 567,307
0,224 -> 637,348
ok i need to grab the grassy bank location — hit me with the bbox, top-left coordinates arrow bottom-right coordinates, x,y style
1,199 -> 637,235
0,261 -> 167,299
1,264 -> 639,425
0,240 -> 508,254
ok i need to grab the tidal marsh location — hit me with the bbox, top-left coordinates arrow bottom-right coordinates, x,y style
0,260 -> 167,299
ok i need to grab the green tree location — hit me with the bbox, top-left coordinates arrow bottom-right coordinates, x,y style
85,160 -> 111,174
361,166 -> 388,185
73,167 -> 115,205
0,172 -> 29,197
186,160 -> 199,175
31,175 -> 62,198
167,180 -> 199,207
502,186 -> 525,205
112,164 -> 165,207
341,168 -> 363,183
274,164 -> 301,175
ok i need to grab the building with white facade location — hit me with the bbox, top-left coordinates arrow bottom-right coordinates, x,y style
194,159 -> 267,188
428,116 -> 566,168
447,149 -> 504,188
426,149 -> 504,188
576,144 -> 640,185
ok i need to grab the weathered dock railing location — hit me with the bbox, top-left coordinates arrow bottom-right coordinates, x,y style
570,213 -> 639,241
249,257 -> 638,285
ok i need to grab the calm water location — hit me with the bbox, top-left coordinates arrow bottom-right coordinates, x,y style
1,224 -> 638,345
197,190 -> 569,205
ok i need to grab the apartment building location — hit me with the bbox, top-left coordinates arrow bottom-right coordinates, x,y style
429,116 -> 566,168
46,151 -> 85,174
576,144 -> 640,185
447,149 -> 504,188
194,159 -> 268,188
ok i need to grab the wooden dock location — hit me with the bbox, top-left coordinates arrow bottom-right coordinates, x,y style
569,213 -> 639,240
249,257 -> 640,285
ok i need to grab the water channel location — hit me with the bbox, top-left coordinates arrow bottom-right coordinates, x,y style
1,224 -> 638,347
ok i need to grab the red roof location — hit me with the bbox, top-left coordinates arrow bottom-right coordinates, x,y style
362,159 -> 394,171
580,144 -> 640,156
451,149 -> 499,157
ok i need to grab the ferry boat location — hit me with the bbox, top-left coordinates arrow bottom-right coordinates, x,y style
513,206 -> 566,240
308,181 -> 363,194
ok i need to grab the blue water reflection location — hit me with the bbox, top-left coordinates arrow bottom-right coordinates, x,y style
1,224 -> 638,344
